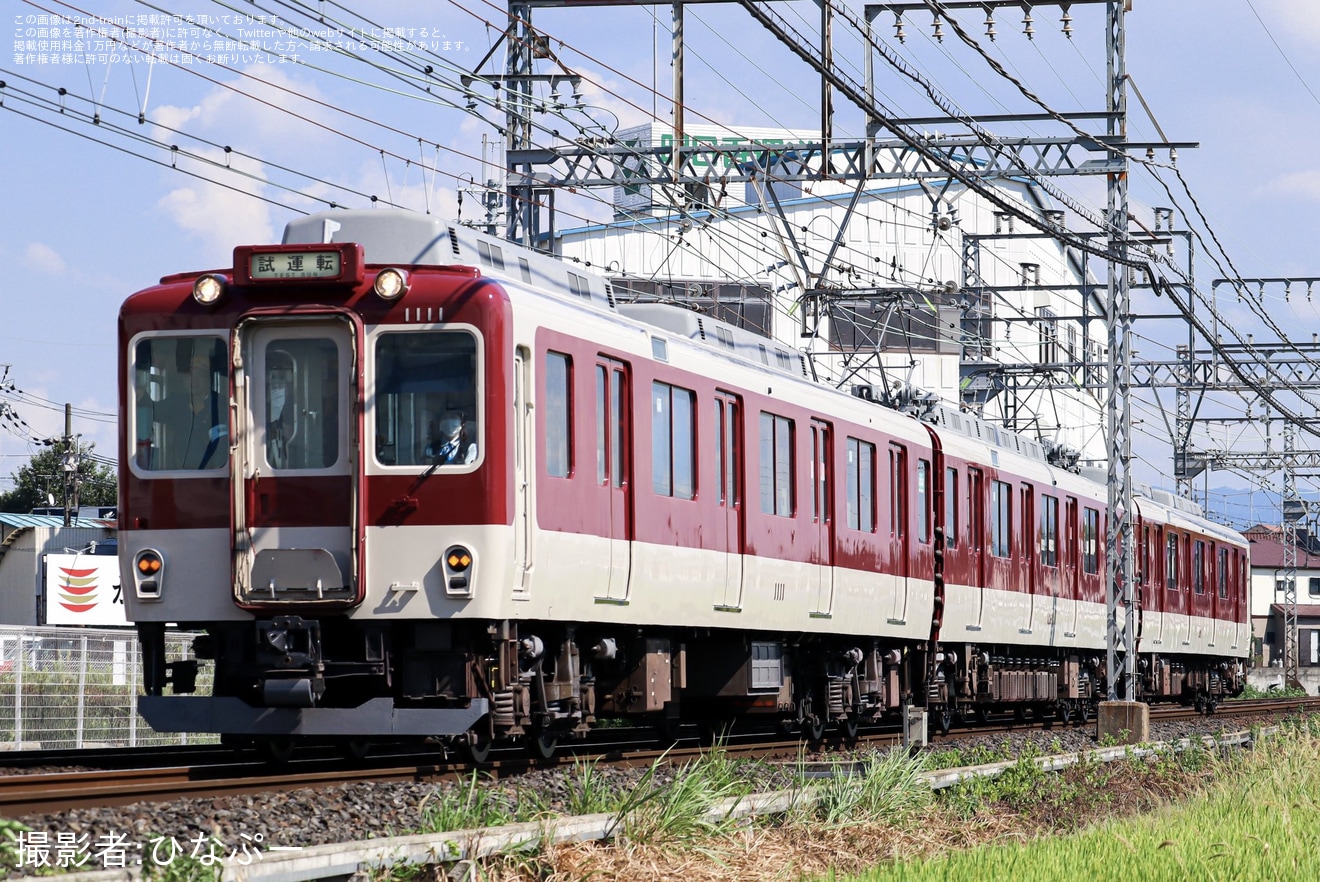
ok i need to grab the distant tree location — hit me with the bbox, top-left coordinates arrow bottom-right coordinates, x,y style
0,443 -> 117,514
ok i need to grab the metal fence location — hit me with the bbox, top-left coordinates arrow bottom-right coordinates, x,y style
0,624 -> 216,749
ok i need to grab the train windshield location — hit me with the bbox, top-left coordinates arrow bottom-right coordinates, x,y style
131,336 -> 229,472
374,330 -> 480,467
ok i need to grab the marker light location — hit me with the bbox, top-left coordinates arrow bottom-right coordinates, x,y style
446,547 -> 472,572
373,268 -> 409,301
193,274 -> 228,305
134,549 -> 164,599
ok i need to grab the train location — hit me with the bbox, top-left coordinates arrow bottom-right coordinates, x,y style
119,209 -> 1248,759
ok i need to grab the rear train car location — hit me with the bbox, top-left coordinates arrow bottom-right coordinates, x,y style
119,210 -> 1247,756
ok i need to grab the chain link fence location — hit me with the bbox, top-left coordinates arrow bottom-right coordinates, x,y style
0,624 -> 215,749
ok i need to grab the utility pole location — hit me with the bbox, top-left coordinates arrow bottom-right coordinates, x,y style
61,402 -> 74,526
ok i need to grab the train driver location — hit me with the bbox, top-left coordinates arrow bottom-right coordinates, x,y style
425,411 -> 477,465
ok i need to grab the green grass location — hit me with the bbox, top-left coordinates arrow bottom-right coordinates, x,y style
837,717 -> 1320,882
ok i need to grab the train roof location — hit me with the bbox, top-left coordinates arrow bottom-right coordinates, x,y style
283,209 -> 616,310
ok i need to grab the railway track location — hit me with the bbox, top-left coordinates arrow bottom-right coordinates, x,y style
3,697 -> 1316,817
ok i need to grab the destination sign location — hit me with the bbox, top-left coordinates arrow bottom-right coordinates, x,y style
248,250 -> 342,280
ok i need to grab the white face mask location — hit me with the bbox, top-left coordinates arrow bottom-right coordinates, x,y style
269,386 -> 286,421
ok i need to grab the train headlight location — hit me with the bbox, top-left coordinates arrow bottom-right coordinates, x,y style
444,545 -> 473,596
373,268 -> 409,301
134,549 -> 164,600
192,274 -> 228,306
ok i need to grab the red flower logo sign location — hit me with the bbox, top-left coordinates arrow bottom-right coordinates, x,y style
56,567 -> 99,613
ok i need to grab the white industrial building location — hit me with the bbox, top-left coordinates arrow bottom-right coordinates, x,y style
555,123 -> 1108,462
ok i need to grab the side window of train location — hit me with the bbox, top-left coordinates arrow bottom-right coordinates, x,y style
1193,540 -> 1206,595
844,437 -> 875,531
375,331 -> 479,467
652,381 -> 695,499
1218,547 -> 1229,599
916,460 -> 930,544
1082,507 -> 1100,575
759,412 -> 794,516
1166,532 -> 1180,591
1040,494 -> 1059,567
132,335 -> 229,472
545,352 -> 572,478
943,467 -> 958,548
989,480 -> 1012,558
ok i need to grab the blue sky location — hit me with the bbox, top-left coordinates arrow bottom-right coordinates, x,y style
3,0 -> 1319,520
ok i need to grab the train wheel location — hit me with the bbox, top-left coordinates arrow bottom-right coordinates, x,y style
1194,693 -> 1207,715
460,736 -> 493,765
699,719 -> 734,748
338,739 -> 371,761
1057,702 -> 1073,725
653,715 -> 682,747
801,715 -> 826,748
840,715 -> 860,747
258,737 -> 295,764
936,707 -> 953,736
528,730 -> 558,761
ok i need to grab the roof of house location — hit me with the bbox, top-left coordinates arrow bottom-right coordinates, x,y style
0,513 -> 115,531
1268,603 -> 1320,619
1250,542 -> 1320,569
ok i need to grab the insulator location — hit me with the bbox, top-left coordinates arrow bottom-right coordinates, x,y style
842,647 -> 864,665
894,12 -> 906,42
1022,9 -> 1034,40
519,635 -> 544,660
1061,5 -> 1073,39
984,11 -> 996,40
932,17 -> 944,41
592,637 -> 618,660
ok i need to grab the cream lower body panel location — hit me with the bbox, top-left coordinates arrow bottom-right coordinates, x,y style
941,582 -> 1107,650
122,528 -> 244,623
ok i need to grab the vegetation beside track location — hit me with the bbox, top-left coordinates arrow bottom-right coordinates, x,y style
372,719 -> 1320,881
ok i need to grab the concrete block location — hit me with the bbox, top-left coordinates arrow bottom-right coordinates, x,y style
1096,700 -> 1149,745
904,706 -> 928,747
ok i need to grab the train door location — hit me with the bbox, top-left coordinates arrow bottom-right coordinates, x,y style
1213,544 -> 1230,650
596,358 -> 632,601
1145,524 -> 1165,649
812,420 -> 835,616
715,393 -> 744,609
513,348 -> 533,593
1062,497 -> 1080,637
232,317 -> 358,607
965,466 -> 986,630
889,443 -> 909,625
1023,484 -> 1049,637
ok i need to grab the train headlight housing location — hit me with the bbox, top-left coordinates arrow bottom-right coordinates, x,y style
134,549 -> 164,600
192,273 -> 228,306
373,268 -> 409,301
444,545 -> 473,596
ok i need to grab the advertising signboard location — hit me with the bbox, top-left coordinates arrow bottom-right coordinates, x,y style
44,554 -> 127,627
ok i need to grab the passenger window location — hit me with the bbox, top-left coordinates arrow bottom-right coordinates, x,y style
132,336 -> 229,472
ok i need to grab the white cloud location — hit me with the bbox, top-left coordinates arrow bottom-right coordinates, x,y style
22,243 -> 66,274
1257,169 -> 1320,203
158,150 -> 276,260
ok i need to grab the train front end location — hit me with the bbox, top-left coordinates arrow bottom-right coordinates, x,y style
120,211 -> 511,747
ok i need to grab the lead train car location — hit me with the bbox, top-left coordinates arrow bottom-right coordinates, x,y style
120,210 -> 1248,755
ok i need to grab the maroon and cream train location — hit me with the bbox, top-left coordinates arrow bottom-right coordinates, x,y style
120,209 -> 1247,755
